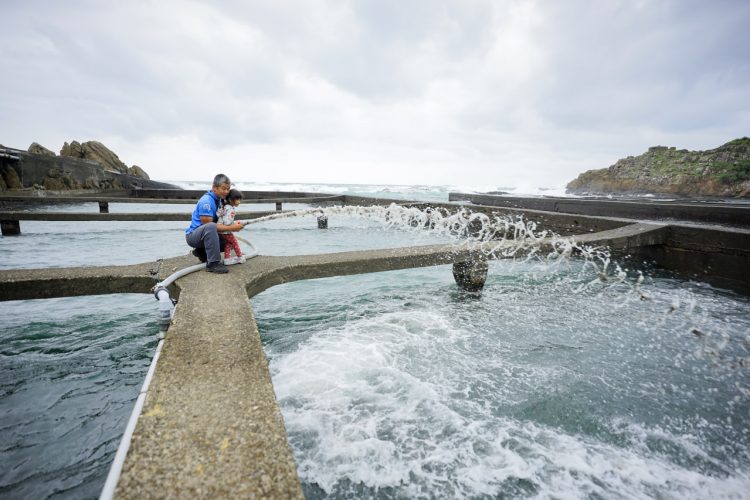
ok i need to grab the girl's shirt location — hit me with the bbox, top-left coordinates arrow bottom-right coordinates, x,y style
216,204 -> 237,234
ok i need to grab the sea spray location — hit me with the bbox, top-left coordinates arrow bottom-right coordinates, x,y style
246,203 -> 568,261
246,203 -> 748,376
256,226 -> 750,498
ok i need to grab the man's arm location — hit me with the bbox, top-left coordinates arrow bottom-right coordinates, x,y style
200,215 -> 243,232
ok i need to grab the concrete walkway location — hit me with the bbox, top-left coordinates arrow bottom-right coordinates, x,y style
116,266 -> 303,498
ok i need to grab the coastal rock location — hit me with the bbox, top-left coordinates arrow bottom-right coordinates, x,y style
28,142 -> 56,156
60,140 -> 130,174
566,138 -> 750,198
128,165 -> 150,180
60,140 -> 84,158
1,164 -> 22,190
43,166 -> 79,191
83,176 -> 100,189
1,142 -> 175,192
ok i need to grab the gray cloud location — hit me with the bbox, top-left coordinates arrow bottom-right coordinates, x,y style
535,1 -> 750,132
1,0 -> 748,186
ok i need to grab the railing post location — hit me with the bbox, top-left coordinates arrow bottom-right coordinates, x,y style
1,220 -> 21,236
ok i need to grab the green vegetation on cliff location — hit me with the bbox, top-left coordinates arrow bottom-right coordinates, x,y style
566,138 -> 750,197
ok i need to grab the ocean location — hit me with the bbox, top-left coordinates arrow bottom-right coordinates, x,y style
1,182 -> 749,499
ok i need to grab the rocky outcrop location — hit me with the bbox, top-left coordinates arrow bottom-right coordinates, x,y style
42,166 -> 79,190
25,139 -> 156,181
1,164 -> 22,190
567,138 -> 750,198
128,165 -> 150,180
28,142 -> 56,156
60,140 -> 130,174
0,141 -> 176,192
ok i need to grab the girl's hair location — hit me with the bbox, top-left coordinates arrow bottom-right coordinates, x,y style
226,188 -> 243,203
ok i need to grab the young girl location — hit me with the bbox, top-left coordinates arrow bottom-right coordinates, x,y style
216,188 -> 246,265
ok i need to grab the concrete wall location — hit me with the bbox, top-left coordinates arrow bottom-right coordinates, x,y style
635,225 -> 750,292
449,193 -> 750,228
446,193 -> 750,294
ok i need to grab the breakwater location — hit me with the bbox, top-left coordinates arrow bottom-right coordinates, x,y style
449,192 -> 750,294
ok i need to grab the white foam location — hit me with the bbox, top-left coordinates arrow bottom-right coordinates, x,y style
262,270 -> 750,498
240,199 -> 750,498
271,307 -> 750,497
167,180 -> 576,201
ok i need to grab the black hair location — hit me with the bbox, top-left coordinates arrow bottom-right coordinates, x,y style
225,188 -> 243,204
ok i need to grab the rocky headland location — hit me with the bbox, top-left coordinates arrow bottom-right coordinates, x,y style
1,140 -> 176,192
566,138 -> 750,198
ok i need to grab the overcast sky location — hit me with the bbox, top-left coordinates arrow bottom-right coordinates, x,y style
1,0 -> 748,188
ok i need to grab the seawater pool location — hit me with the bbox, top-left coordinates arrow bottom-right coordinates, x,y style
1,198 -> 749,499
0,294 -> 157,498
254,264 -> 750,499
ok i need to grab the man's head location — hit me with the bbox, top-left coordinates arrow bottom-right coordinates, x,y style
212,173 -> 231,198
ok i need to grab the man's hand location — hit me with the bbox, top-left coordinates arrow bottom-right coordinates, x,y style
216,221 -> 245,232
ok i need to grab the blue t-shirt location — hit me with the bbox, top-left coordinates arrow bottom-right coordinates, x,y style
185,190 -> 220,234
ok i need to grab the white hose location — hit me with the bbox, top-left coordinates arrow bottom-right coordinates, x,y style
100,236 -> 259,497
235,235 -> 258,258
156,237 -> 257,288
99,338 -> 165,500
155,262 -> 206,289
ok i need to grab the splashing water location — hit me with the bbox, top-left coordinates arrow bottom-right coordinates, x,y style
2,200 -> 748,499
246,203 -> 579,262
249,204 -> 749,378
250,204 -> 750,498
255,263 -> 750,499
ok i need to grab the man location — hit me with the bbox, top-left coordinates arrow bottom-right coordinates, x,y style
185,174 -> 245,273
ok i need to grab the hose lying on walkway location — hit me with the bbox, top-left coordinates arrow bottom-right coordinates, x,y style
99,338 -> 165,500
99,237 -> 259,498
158,238 -> 258,288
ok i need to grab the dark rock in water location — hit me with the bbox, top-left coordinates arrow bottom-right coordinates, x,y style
452,260 -> 488,292
567,138 -> 750,198
28,142 -> 56,156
